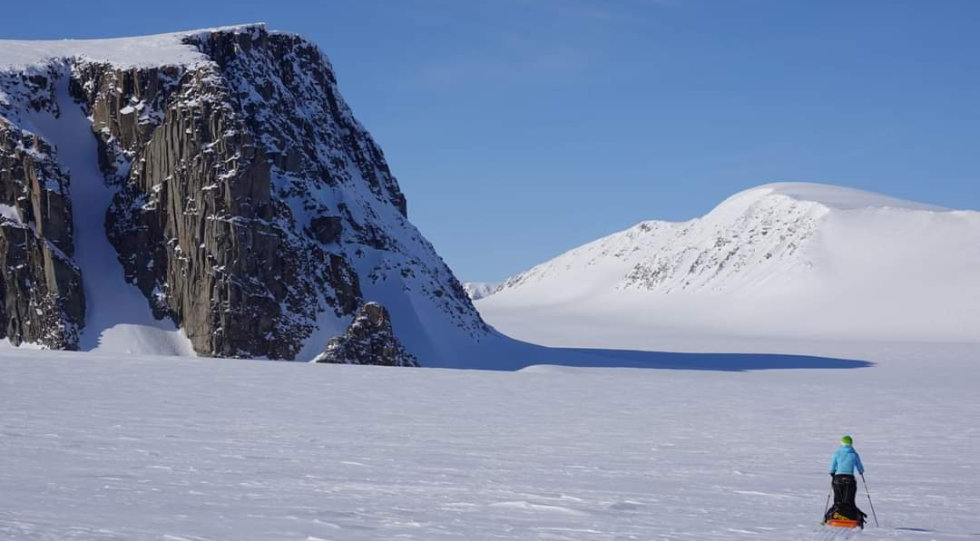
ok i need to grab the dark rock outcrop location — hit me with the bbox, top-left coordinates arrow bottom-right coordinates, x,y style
313,302 -> 419,367
309,215 -> 342,244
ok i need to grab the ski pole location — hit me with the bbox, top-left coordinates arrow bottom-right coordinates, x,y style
860,473 -> 879,527
822,489 -> 831,523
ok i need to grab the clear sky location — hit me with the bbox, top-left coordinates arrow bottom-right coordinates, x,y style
4,0 -> 979,282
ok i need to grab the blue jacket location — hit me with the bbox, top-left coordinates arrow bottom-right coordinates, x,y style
829,444 -> 865,475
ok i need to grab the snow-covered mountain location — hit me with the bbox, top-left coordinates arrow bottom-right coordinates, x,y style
0,25 -> 489,363
463,281 -> 500,300
478,182 -> 980,346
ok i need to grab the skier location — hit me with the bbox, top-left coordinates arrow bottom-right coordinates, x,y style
824,435 -> 867,527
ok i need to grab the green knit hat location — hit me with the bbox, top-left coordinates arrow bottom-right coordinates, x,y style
841,435 -> 853,445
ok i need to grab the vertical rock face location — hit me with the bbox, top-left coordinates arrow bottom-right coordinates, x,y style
313,302 -> 419,366
0,70 -> 84,348
0,25 -> 489,362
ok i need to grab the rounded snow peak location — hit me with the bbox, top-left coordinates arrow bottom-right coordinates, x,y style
714,182 -> 949,214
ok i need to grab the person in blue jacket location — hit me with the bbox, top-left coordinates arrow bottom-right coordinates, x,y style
828,435 -> 864,507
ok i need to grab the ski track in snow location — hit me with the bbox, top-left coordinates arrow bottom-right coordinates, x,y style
1,347 -> 977,540
24,73 -> 194,356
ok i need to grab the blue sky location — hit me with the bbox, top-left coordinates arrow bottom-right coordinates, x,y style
5,0 -> 979,281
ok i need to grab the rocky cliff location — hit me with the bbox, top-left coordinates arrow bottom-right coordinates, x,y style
0,25 -> 489,362
0,107 -> 83,348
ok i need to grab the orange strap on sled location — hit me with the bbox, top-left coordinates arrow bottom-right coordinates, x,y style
826,518 -> 860,528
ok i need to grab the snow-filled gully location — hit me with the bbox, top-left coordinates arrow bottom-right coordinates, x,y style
25,72 -> 194,355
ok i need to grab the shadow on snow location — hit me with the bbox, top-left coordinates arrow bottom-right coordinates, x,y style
452,334 -> 874,372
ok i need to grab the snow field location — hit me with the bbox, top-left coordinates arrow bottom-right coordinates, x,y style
1,348 -> 977,540
0,25 -> 269,70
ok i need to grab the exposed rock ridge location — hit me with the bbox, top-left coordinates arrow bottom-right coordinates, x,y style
497,192 -> 827,297
619,194 -> 825,293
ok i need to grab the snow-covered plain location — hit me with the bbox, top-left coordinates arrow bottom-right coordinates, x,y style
1,346 -> 978,540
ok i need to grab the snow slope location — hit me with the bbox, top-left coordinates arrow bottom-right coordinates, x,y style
1,346 -> 977,540
479,183 -> 980,346
0,26 -> 256,69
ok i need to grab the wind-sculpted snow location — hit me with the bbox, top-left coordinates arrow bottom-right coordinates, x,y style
741,182 -> 948,212
0,345 -> 977,540
482,182 -> 980,344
